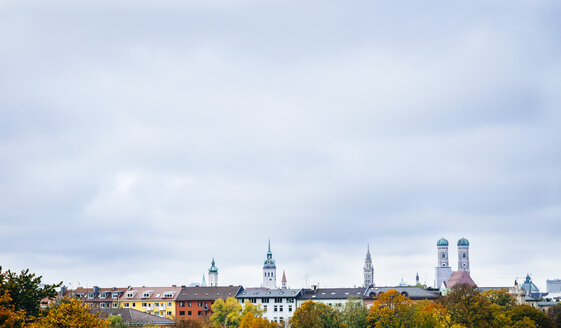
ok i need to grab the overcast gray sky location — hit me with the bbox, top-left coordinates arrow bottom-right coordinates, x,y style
1,0 -> 560,291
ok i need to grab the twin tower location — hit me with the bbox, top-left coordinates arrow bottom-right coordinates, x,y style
434,237 -> 470,288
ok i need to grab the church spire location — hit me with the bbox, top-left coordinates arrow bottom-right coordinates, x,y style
281,270 -> 287,289
263,239 -> 277,289
364,244 -> 374,287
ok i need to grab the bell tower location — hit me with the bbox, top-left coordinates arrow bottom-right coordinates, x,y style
263,239 -> 277,289
364,244 -> 374,287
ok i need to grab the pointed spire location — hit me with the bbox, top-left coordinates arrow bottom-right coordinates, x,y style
282,270 -> 287,283
268,238 -> 271,254
202,274 -> 207,286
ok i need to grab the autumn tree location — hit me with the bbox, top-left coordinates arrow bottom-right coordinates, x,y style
340,297 -> 368,328
239,312 -> 279,328
176,317 -> 207,328
290,300 -> 342,328
0,266 -> 60,319
482,289 -> 516,309
28,298 -> 108,328
509,305 -> 553,328
0,289 -> 27,328
211,297 -> 265,328
366,289 -> 414,328
439,284 -> 493,328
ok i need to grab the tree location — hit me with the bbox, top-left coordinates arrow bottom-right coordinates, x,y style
211,298 -> 243,328
547,304 -> 561,328
0,266 -> 60,319
28,298 -> 108,328
413,301 -> 465,328
513,317 -> 538,328
239,312 -> 278,328
176,317 -> 207,328
366,289 -> 414,328
0,289 -> 27,328
482,289 -> 516,309
290,300 -> 342,328
509,305 -> 553,328
340,297 -> 368,328
439,284 -> 493,328
107,314 -> 127,328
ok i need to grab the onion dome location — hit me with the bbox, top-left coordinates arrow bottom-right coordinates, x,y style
437,238 -> 449,246
457,238 -> 470,246
209,258 -> 218,273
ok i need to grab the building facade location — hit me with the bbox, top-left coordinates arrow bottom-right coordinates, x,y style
175,286 -> 242,319
547,279 -> 561,293
120,286 -> 182,319
237,288 -> 301,324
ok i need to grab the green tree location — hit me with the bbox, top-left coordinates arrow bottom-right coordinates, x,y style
211,297 -> 265,328
509,305 -> 553,328
482,289 -> 516,309
0,266 -> 60,319
547,304 -> 561,328
340,297 -> 368,328
290,300 -> 342,328
439,284 -> 493,328
366,289 -> 414,328
107,314 -> 127,328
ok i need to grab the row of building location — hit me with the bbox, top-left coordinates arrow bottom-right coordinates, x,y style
59,284 -> 440,323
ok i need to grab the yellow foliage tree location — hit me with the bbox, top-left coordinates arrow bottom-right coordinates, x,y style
28,298 -> 108,328
366,289 -> 414,328
239,312 -> 278,328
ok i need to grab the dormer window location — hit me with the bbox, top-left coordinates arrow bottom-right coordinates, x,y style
112,293 -> 119,299
142,291 -> 153,298
88,293 -> 95,299
126,292 -> 136,298
164,292 -> 174,298
99,293 -> 106,298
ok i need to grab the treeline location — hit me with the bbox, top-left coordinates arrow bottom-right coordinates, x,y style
189,286 -> 561,328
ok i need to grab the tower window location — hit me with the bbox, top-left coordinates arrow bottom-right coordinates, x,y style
463,253 -> 466,259
442,254 -> 445,258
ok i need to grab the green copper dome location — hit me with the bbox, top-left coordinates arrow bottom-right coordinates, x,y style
457,238 -> 470,246
208,258 -> 218,273
437,238 -> 449,246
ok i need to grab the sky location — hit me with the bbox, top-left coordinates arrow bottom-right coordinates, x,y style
1,0 -> 561,291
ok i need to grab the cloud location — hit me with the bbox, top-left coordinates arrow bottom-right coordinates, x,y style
0,0 -> 560,290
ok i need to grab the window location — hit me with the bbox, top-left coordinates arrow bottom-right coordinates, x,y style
155,302 -> 159,307
287,298 -> 294,303
249,298 -> 257,303
180,302 -> 185,307
273,317 -> 278,322
188,302 -> 192,307
463,253 -> 466,259
188,311 -> 192,315
180,311 -> 185,315
262,298 -> 269,303
100,303 -> 106,308
279,305 -> 283,312
132,303 -> 136,307
167,311 -> 172,316
274,298 -> 282,303
263,305 -> 267,311
155,311 -> 159,315
124,303 -> 129,307
198,311 -> 202,315
198,301 -> 203,307
113,303 -> 118,308
442,253 -> 445,258
274,305 -> 278,312
142,303 -> 147,307
126,292 -> 135,298
288,305 -> 292,312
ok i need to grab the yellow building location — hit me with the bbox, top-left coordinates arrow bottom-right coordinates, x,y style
120,286 -> 182,319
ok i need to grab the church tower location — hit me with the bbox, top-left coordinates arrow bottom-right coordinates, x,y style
263,239 -> 277,289
208,258 -> 218,287
457,238 -> 470,274
434,238 -> 453,288
364,244 -> 374,287
281,270 -> 287,289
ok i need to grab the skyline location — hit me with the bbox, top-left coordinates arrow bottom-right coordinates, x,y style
1,0 -> 560,292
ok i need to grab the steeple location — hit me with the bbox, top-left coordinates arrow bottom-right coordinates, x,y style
202,274 -> 207,287
364,244 -> 374,287
281,270 -> 287,289
416,272 -> 420,285
208,257 -> 218,287
263,239 -> 277,289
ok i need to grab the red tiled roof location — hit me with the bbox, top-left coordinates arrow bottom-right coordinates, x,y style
446,271 -> 477,288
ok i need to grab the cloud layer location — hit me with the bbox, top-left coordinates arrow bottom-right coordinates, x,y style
1,0 -> 560,290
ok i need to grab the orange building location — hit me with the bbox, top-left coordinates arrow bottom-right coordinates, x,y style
175,286 -> 242,319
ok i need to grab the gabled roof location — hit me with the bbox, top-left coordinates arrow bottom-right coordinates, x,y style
122,286 -> 182,301
446,271 -> 477,288
364,286 -> 440,300
299,288 -> 365,300
237,288 -> 302,298
91,308 -> 175,325
176,286 -> 242,301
